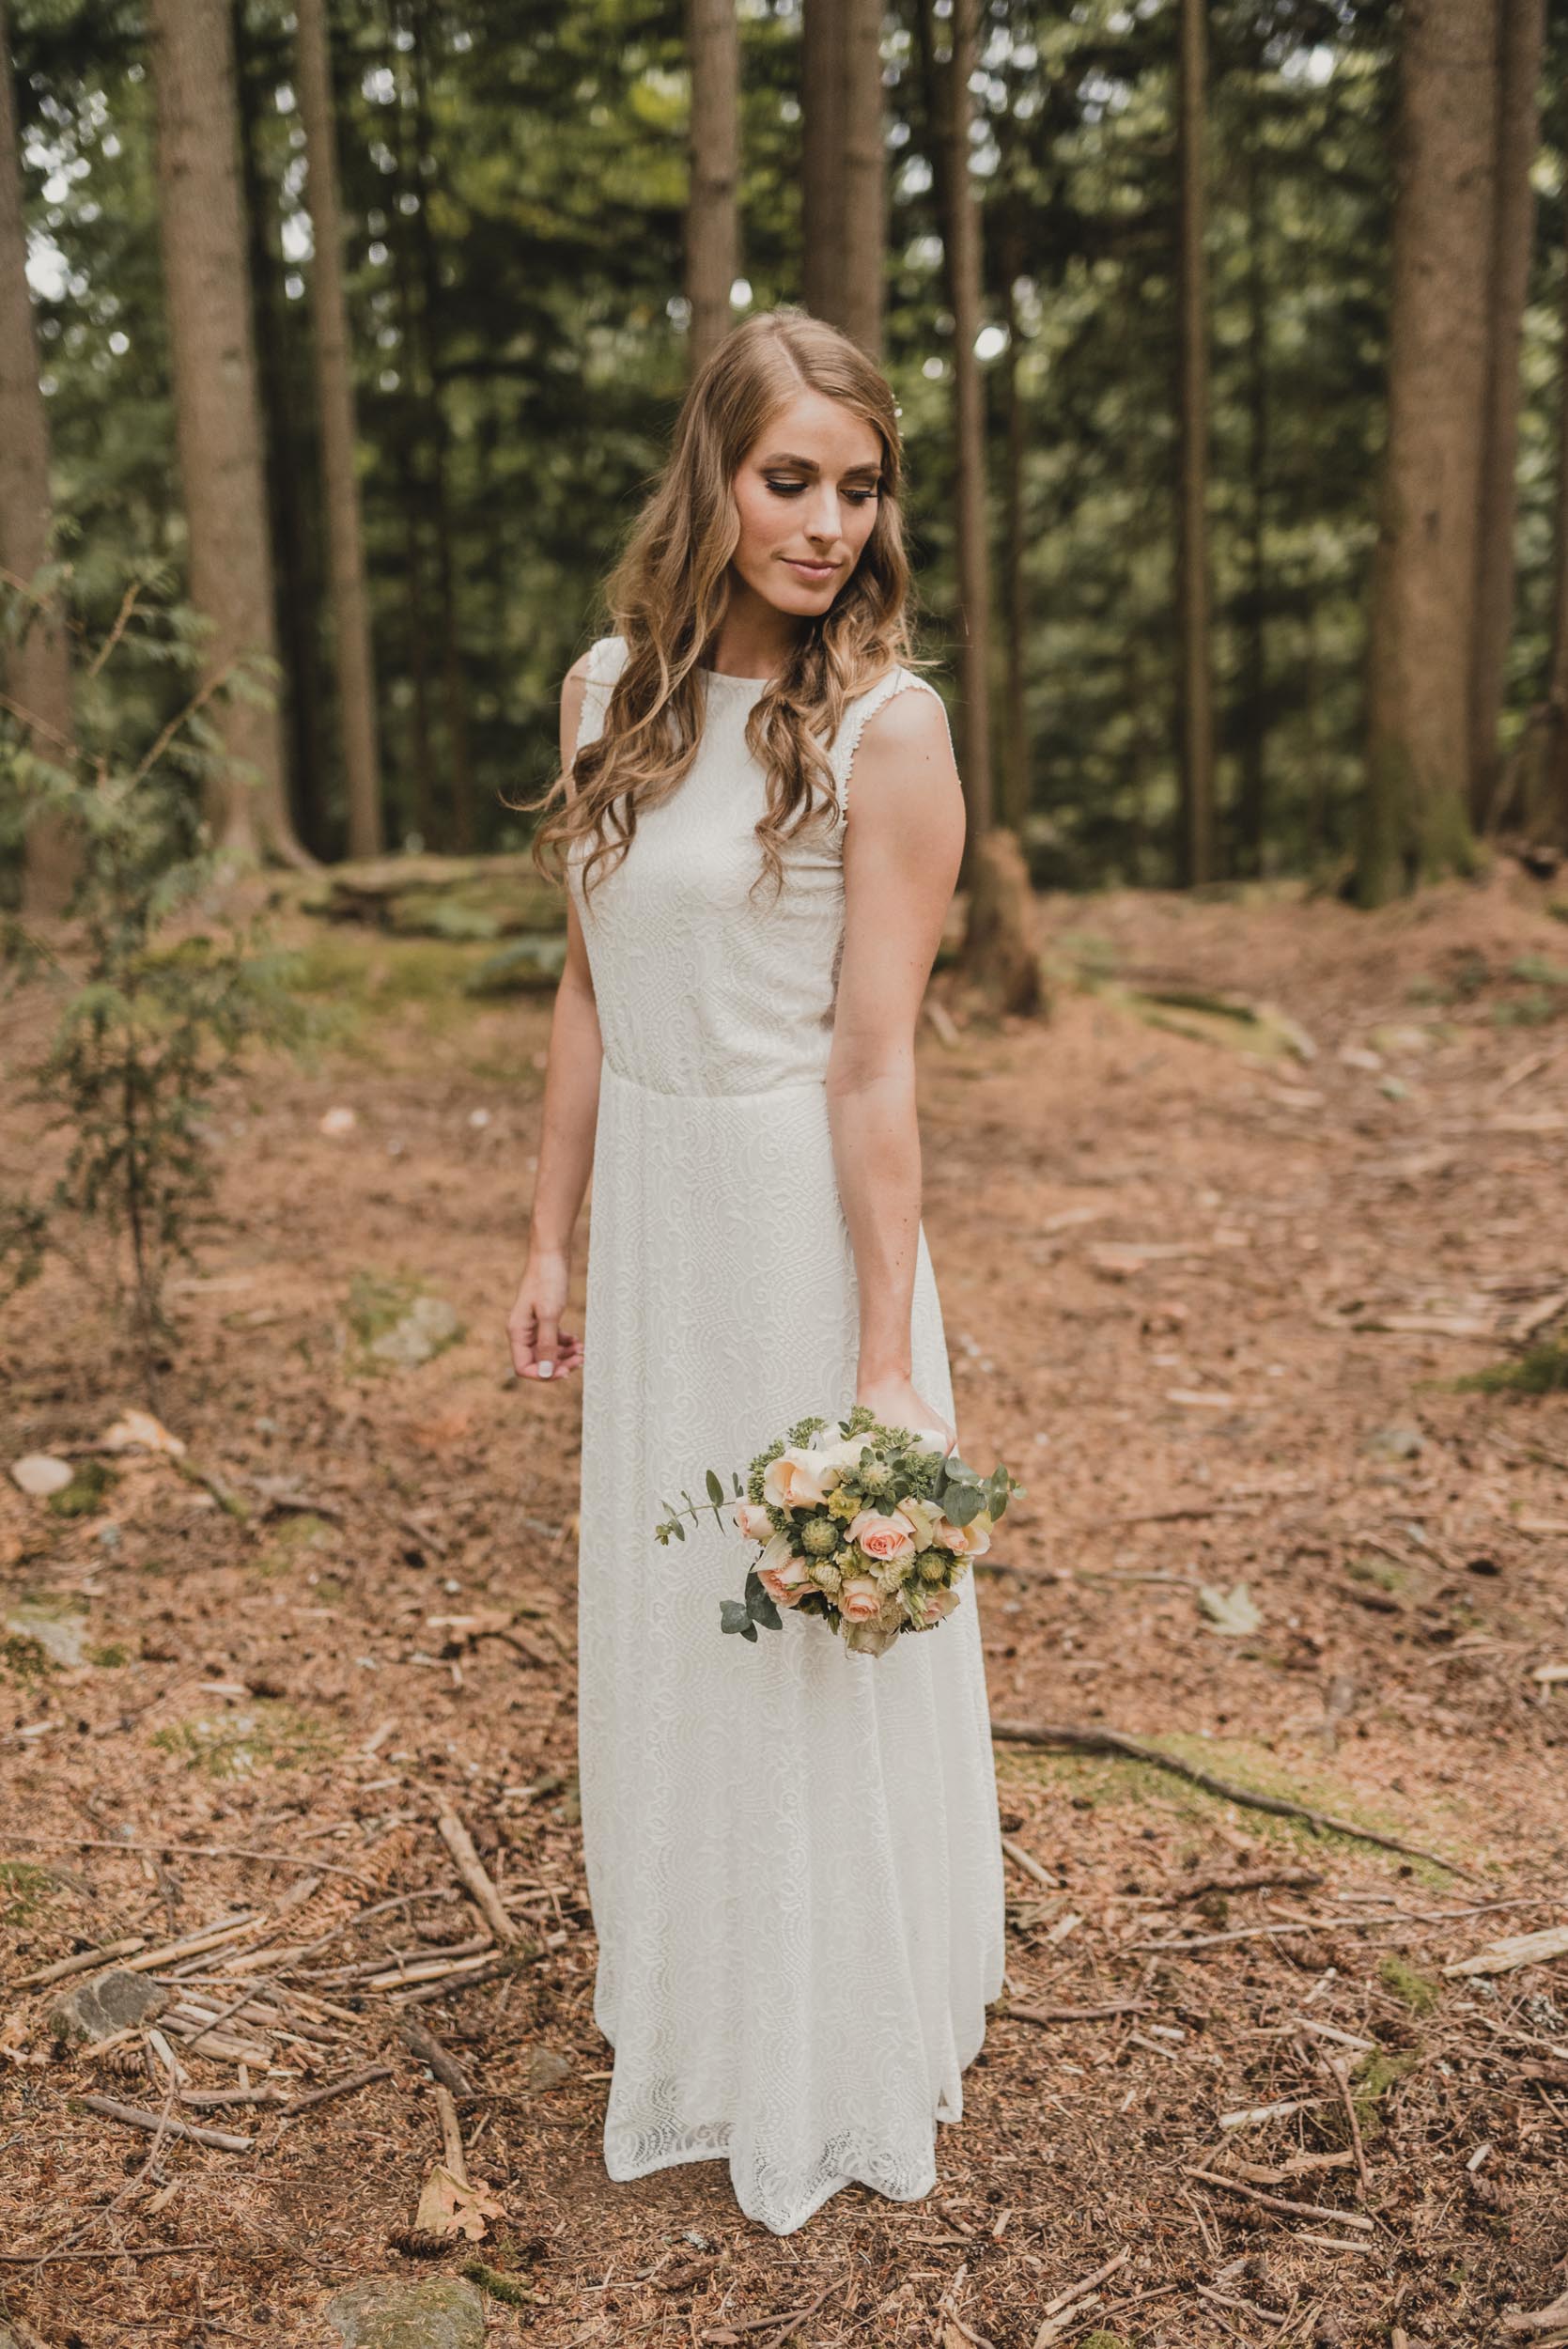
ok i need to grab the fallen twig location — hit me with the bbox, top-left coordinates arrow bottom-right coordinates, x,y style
1182,2166 -> 1374,2232
14,1937 -> 147,1989
989,1719 -> 1475,1878
434,1800 -> 520,1945
282,2061 -> 393,2115
79,2094 -> 254,2155
400,2017 -> 474,2096
1008,2001 -> 1145,2028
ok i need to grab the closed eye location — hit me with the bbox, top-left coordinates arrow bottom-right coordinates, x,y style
765,476 -> 878,506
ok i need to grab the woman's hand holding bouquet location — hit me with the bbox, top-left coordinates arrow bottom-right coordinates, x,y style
652,1404 -> 1023,1658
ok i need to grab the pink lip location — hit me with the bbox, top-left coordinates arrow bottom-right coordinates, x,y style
784,558 -> 839,579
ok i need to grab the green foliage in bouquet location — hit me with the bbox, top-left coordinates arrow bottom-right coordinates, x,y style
652,1406 -> 1024,1656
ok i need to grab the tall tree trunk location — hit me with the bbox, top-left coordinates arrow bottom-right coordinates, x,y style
940,0 -> 993,860
686,0 -> 739,376
839,0 -> 885,359
389,12 -> 436,846
1529,194 -> 1568,851
801,0 -> 884,357
147,0 -> 308,866
233,0 -> 326,858
1356,0 -> 1497,907
998,192 -> 1028,839
1235,96 -> 1268,878
0,0 -> 78,917
1175,0 -> 1215,886
411,0 -> 473,853
1467,0 -> 1545,832
801,0 -> 845,328
297,0 -> 382,857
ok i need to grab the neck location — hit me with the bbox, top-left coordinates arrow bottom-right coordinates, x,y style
705,585 -> 810,680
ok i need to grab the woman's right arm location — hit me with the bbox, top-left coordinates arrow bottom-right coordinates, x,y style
506,652 -> 605,1382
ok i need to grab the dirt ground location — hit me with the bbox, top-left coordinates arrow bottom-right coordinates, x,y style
2,858 -> 1567,2349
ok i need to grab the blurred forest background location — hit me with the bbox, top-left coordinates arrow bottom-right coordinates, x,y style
5,0 -> 1568,923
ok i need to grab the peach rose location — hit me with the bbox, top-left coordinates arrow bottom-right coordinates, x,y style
763,1446 -> 834,1511
935,1510 -> 993,1559
917,1584 -> 963,1625
847,1509 -> 916,1564
733,1500 -> 774,1543
837,1575 -> 883,1624
756,1529 -> 813,1608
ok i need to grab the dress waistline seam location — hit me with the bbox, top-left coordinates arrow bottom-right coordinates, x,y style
600,1061 -> 829,1104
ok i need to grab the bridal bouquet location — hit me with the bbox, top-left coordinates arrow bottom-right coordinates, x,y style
653,1405 -> 1023,1657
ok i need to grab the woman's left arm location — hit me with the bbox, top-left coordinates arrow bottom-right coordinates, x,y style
825,683 -> 966,1442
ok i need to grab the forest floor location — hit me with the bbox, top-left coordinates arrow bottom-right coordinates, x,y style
2,858 -> 1567,2349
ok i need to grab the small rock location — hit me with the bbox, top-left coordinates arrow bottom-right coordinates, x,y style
6,1607 -> 87,1667
325,2276 -> 485,2349
50,1968 -> 166,2043
524,2046 -> 573,2092
370,1296 -> 463,1370
1369,1022 -> 1436,1056
9,1453 -> 75,1497
1362,1425 -> 1424,1460
1338,1042 -> 1383,1071
101,1408 -> 186,1457
320,1106 -> 358,1136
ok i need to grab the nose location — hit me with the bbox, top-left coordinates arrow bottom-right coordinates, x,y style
803,483 -> 841,545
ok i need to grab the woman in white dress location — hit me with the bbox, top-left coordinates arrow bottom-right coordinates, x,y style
505,307 -> 1006,2236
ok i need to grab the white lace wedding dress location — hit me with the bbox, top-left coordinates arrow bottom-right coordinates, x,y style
566,632 -> 1006,2236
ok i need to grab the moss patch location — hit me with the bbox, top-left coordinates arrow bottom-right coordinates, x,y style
1351,2046 -> 1421,2140
150,1700 -> 334,1779
1378,1955 -> 1439,2015
1454,1335 -> 1568,1396
46,1458 -> 119,1517
0,1859 -> 56,1925
994,1733 -> 1459,1886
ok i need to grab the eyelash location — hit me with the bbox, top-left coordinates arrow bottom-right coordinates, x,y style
765,477 -> 878,506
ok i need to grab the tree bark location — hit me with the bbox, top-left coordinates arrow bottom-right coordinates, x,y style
0,0 -> 79,917
233,0 -> 326,858
1175,0 -> 1215,885
1356,0 -> 1497,906
1467,0 -> 1545,832
839,0 -> 885,360
411,0 -> 473,853
801,0 -> 845,329
1529,188 -> 1568,851
1235,97 -> 1268,878
686,0 -> 740,377
147,0 -> 307,866
296,0 -> 382,856
940,0 -> 994,857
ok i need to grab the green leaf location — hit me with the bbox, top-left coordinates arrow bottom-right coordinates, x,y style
670,1519 -> 685,1540
740,1621 -> 758,1641
720,1598 -> 752,1635
748,1584 -> 782,1631
944,1481 -> 986,1527
706,1469 -> 723,1506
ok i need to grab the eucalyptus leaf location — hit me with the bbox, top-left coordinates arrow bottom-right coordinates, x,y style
748,1583 -> 782,1631
720,1598 -> 751,1635
944,1481 -> 986,1527
706,1469 -> 723,1506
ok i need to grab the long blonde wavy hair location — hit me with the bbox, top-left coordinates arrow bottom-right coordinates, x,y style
520,306 -> 925,907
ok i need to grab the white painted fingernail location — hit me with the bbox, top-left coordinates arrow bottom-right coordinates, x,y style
537,1361 -> 553,1378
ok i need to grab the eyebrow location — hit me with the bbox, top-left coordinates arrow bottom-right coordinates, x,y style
759,451 -> 882,478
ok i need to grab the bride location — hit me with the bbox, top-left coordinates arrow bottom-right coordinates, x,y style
505,305 -> 1006,2236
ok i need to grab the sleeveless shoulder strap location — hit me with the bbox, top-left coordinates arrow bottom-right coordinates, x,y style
832,667 -> 953,828
573,634 -> 629,761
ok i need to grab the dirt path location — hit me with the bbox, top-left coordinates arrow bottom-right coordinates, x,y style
2,864 -> 1565,2348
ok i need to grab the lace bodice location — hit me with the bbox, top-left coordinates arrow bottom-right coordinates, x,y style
566,636 -> 948,1097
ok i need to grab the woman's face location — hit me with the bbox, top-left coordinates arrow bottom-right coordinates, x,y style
729,389 -> 885,617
